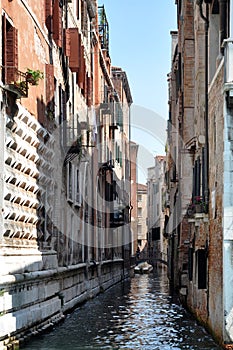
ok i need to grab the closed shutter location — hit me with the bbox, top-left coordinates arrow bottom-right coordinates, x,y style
78,44 -> 85,90
45,64 -> 54,104
62,89 -> 67,147
6,26 -> 18,83
87,76 -> 92,107
81,0 -> 88,37
68,28 -> 80,72
53,0 -> 62,47
64,29 -> 71,57
37,97 -> 46,125
45,0 -> 53,33
84,72 -> 88,99
2,14 -> 6,83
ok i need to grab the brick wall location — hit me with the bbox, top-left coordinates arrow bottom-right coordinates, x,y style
208,63 -> 224,340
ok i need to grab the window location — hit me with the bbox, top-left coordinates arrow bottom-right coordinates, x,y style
67,161 -> 73,202
137,224 -> 142,235
81,0 -> 88,37
188,247 -> 193,281
53,0 -> 62,47
153,183 -> 159,194
2,14 -> 18,84
74,168 -> 81,206
58,86 -> 67,149
76,0 -> 80,19
119,150 -> 122,167
45,64 -> 54,123
209,1 -> 229,81
152,227 -> 160,241
138,208 -> 142,217
197,249 -> 207,289
45,0 -> 52,33
138,194 -> 142,202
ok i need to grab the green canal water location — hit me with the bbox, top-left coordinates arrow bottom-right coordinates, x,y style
21,269 -> 221,350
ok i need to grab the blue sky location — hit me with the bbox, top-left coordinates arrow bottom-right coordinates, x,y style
101,0 -> 177,182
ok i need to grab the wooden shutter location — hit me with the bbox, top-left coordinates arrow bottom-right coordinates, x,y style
62,89 -> 67,146
78,44 -> 85,90
84,71 -> 88,100
6,26 -> 18,83
87,76 -> 92,107
2,14 -> 6,83
53,0 -> 62,47
81,0 -> 88,37
45,64 -> 54,104
37,97 -> 46,126
68,28 -> 80,72
64,29 -> 71,57
45,0 -> 53,33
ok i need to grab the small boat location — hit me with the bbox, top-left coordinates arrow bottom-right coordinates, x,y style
134,261 -> 153,274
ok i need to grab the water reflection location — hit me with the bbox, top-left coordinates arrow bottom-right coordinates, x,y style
22,269 -> 221,350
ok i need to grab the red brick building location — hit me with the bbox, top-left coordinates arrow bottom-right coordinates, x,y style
167,0 -> 233,347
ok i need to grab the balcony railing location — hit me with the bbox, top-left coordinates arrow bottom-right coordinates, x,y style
98,6 -> 109,54
2,66 -> 28,98
187,196 -> 208,218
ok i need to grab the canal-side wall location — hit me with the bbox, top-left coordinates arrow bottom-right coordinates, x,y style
0,259 -> 128,350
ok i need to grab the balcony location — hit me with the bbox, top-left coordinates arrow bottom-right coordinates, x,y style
98,6 -> 109,54
187,196 -> 208,223
3,67 -> 28,98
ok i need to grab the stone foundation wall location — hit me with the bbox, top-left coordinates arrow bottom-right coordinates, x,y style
0,259 -> 128,350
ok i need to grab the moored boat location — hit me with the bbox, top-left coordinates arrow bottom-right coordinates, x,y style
134,261 -> 153,274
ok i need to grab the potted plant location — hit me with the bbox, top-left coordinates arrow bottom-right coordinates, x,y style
12,80 -> 28,97
26,68 -> 44,85
193,196 -> 207,213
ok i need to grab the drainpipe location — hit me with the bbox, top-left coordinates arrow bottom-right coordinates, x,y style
197,0 -> 209,210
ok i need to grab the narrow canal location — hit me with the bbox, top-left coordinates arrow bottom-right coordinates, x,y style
22,269 -> 221,350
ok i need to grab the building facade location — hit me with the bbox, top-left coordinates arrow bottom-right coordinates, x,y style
167,0 -> 233,347
136,183 -> 147,258
0,1 -> 133,347
130,141 -> 139,256
147,156 -> 166,265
